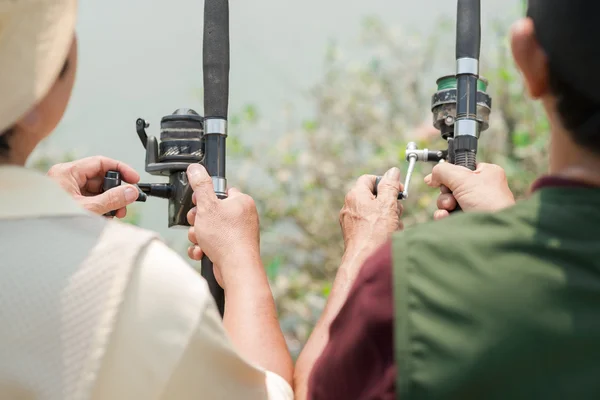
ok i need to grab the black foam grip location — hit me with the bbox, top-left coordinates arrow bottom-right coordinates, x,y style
203,0 -> 230,118
201,257 -> 225,316
456,0 -> 481,60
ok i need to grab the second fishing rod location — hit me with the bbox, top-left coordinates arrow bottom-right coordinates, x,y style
375,0 -> 492,207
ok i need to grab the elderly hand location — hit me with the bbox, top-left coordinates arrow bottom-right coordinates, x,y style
424,162 -> 516,220
47,156 -> 140,218
340,167 -> 403,262
185,164 -> 261,288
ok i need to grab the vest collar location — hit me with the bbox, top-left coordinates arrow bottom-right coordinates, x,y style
0,165 -> 89,219
530,175 -> 599,193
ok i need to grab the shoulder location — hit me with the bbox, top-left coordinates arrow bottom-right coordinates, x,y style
391,200 -> 546,396
393,197 -> 543,263
134,237 -> 213,310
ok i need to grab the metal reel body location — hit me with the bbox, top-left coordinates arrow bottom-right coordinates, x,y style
431,75 -> 492,140
135,108 -> 205,227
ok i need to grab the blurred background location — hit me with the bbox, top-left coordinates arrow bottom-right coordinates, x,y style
30,0 -> 547,357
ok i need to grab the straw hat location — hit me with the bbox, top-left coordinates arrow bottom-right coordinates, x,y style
0,0 -> 78,134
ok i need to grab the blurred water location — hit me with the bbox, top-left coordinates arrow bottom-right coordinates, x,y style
37,0 -> 519,242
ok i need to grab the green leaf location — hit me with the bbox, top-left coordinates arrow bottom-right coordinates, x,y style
302,120 -> 318,132
266,256 -> 282,280
512,130 -> 531,147
243,104 -> 259,123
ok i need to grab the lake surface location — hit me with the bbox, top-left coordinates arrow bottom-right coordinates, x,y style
37,0 -> 520,242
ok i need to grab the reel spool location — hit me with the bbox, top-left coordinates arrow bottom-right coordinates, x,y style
431,75 -> 492,140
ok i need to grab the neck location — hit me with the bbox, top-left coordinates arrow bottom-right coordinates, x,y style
549,127 -> 600,187
0,152 -> 27,167
1,130 -> 34,166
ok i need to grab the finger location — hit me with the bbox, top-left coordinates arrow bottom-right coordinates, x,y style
74,156 -> 141,185
437,193 -> 458,211
187,207 -> 197,225
81,184 -> 139,215
424,173 -> 432,185
115,207 -> 127,219
428,162 -> 471,191
187,164 -> 216,204
475,162 -> 492,172
188,226 -> 198,245
434,209 -> 450,221
355,174 -> 378,194
377,167 -> 402,202
83,177 -> 103,195
187,245 -> 204,261
397,201 -> 404,218
192,191 -> 196,205
440,185 -> 452,194
227,187 -> 242,197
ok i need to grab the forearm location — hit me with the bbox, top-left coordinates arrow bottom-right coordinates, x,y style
293,246 -> 374,400
222,257 -> 294,387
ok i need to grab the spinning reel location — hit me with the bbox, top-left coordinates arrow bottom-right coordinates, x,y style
102,108 -> 207,227
375,0 -> 491,205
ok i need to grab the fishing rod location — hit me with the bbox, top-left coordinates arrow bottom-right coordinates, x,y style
101,0 -> 229,317
375,0 -> 492,207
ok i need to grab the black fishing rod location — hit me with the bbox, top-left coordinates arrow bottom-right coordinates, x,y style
374,0 -> 492,207
101,0 -> 229,317
201,0 -> 229,316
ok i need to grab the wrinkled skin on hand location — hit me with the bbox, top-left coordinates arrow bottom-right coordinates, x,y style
340,167 -> 404,259
185,164 -> 261,288
47,156 -> 140,218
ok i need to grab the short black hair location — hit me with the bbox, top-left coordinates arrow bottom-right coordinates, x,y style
527,0 -> 600,155
547,63 -> 600,155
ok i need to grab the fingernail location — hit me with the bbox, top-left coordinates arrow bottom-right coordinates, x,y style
385,167 -> 401,181
424,175 -> 432,184
125,187 -> 138,202
188,164 -> 202,176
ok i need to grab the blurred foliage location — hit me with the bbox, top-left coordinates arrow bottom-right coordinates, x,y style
227,15 -> 549,356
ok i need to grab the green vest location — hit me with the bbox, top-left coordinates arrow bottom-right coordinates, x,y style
393,187 -> 600,399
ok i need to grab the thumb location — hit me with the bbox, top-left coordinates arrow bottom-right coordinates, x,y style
428,163 -> 472,191
187,164 -> 216,203
84,184 -> 139,214
226,187 -> 242,198
377,167 -> 402,201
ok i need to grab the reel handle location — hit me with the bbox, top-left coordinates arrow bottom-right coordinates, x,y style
373,143 -> 445,200
101,170 -> 147,217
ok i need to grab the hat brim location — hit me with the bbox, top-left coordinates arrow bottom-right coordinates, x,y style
0,0 -> 78,134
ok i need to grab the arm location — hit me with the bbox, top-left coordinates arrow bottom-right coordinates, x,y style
294,245 -> 378,399
221,253 -> 293,387
186,164 -> 293,386
294,168 -> 403,399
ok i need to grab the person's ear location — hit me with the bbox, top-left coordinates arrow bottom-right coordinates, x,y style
510,17 -> 550,99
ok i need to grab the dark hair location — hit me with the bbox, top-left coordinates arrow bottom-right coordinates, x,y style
0,127 -> 14,158
547,63 -> 600,155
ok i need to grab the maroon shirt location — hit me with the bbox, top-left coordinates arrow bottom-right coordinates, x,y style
307,176 -> 594,400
